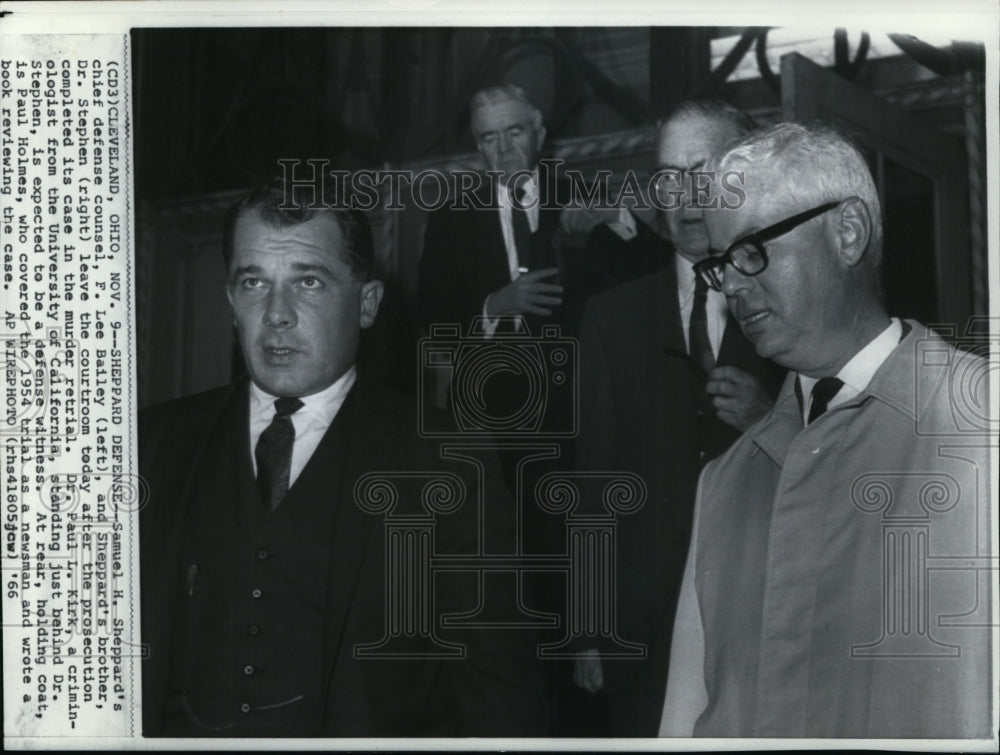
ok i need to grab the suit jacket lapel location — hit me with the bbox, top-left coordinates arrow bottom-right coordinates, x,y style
320,381 -> 392,684
140,380 -> 247,734
650,260 -> 686,470
156,381 -> 249,579
474,182 -> 512,284
659,252 -> 688,355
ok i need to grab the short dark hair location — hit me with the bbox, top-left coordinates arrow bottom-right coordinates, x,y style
222,175 -> 376,282
660,97 -> 757,135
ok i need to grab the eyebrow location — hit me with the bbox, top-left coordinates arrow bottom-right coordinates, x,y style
290,262 -> 336,277
654,159 -> 707,173
477,123 -> 527,137
230,262 -> 337,278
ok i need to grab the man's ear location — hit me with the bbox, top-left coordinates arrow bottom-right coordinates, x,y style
834,197 -> 872,267
536,124 -> 547,152
359,279 -> 385,329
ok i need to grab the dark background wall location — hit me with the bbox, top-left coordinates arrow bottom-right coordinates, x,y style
131,27 -> 988,407
131,27 -> 659,202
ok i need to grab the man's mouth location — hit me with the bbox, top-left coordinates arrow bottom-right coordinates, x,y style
741,310 -> 769,328
262,346 -> 298,362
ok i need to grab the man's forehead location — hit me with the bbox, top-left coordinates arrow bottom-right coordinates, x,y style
708,165 -> 787,237
234,211 -> 345,258
472,99 -> 535,131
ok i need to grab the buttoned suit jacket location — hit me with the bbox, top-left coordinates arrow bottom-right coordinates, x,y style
575,222 -> 784,735
139,377 -> 546,737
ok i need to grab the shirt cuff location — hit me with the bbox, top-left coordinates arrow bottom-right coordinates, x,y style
480,296 -> 500,338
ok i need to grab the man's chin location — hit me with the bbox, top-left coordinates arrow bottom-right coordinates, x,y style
673,231 -> 710,260
249,368 -> 311,399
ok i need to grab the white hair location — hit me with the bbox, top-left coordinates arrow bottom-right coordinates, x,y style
713,122 -> 883,251
469,84 -> 544,131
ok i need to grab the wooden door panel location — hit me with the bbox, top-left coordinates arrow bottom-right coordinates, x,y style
781,52 -> 971,329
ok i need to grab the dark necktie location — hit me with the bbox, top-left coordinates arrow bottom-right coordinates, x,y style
511,185 -> 532,270
255,396 -> 304,511
798,376 -> 844,425
689,274 -> 715,375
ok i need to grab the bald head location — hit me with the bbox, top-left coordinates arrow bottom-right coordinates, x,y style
655,99 -> 755,261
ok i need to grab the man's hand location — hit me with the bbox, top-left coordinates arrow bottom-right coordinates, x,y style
572,649 -> 604,694
706,365 -> 775,432
559,205 -> 621,236
485,268 -> 563,317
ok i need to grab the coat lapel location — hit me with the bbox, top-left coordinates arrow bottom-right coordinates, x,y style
151,381 -> 249,584
659,253 -> 688,355
319,381 -> 396,683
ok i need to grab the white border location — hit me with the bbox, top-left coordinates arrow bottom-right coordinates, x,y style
1,0 -> 997,751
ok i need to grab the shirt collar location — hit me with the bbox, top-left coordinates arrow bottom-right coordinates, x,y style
498,169 -> 539,209
797,318 -> 901,398
249,365 -> 357,426
836,318 -> 902,394
674,252 -> 700,296
752,319 -> 927,466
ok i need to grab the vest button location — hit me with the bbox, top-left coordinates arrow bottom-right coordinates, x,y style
248,624 -> 260,636
251,588 -> 262,599
243,665 -> 254,676
240,702 -> 251,714
257,549 -> 269,560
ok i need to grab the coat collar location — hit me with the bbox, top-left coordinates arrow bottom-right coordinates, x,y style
749,319 -> 934,465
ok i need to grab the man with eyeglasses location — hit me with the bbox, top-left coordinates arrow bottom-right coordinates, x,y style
660,123 -> 991,738
566,99 -> 785,736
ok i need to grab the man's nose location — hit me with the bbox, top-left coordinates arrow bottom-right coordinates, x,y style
679,201 -> 703,221
263,287 -> 297,328
719,261 -> 751,297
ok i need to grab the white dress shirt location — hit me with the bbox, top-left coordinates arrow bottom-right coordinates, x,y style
607,205 -> 639,241
675,252 -> 727,359
482,171 -> 541,333
797,318 -> 901,424
248,365 -> 356,487
497,171 -> 541,280
606,211 -> 727,358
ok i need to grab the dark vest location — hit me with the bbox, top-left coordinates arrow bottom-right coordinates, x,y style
162,387 -> 352,737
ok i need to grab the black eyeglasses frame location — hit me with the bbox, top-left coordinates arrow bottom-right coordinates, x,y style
694,200 -> 842,291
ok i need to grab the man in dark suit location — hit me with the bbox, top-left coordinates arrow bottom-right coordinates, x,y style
139,177 -> 545,737
418,84 -> 571,337
569,99 -> 785,736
